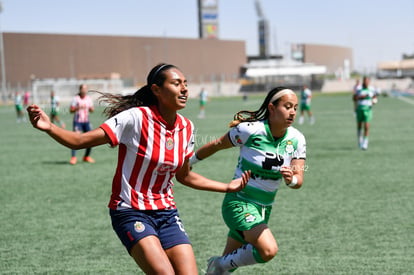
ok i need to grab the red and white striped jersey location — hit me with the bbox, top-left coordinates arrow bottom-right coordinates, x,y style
100,105 -> 195,211
71,95 -> 93,123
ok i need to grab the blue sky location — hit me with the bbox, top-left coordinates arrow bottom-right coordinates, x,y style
2,0 -> 413,72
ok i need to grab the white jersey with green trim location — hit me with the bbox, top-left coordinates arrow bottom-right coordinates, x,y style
228,120 -> 306,206
356,85 -> 376,109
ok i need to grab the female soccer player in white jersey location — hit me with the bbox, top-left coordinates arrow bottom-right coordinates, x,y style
27,63 -> 250,275
190,87 -> 307,274
353,76 -> 377,150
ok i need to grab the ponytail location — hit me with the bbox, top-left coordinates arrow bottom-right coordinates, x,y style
229,86 -> 290,127
98,63 -> 177,118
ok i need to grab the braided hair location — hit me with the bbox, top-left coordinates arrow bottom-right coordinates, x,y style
229,86 -> 289,127
98,63 -> 177,118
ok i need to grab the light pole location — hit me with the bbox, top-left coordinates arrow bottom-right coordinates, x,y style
0,1 -> 7,103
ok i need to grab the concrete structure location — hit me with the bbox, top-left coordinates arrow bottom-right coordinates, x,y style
239,43 -> 353,92
377,59 -> 414,78
301,44 -> 353,76
291,43 -> 353,76
240,58 -> 326,91
2,32 -> 246,91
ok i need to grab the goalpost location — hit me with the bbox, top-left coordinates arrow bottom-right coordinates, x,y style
31,78 -> 124,109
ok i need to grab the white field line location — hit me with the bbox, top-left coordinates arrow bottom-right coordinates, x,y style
396,96 -> 414,105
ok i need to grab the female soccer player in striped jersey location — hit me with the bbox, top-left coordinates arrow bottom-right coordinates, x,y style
27,63 -> 250,275
190,87 -> 306,274
69,84 -> 95,164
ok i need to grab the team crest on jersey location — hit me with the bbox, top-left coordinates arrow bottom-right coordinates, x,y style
235,135 -> 243,145
245,213 -> 256,223
166,137 -> 174,150
134,221 -> 145,233
285,140 -> 294,154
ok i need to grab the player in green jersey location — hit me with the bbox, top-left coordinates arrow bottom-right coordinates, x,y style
50,90 -> 66,128
298,85 -> 314,125
353,76 -> 377,150
190,87 -> 306,274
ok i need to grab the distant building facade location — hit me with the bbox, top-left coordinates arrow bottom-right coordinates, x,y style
377,58 -> 414,78
291,43 -> 353,77
3,32 -> 246,89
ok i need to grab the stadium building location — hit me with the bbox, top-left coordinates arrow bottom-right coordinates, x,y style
241,43 -> 353,92
377,58 -> 414,79
2,30 -> 356,102
2,32 -> 246,102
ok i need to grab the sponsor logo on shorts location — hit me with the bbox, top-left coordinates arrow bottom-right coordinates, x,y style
134,221 -> 145,233
245,213 -> 256,223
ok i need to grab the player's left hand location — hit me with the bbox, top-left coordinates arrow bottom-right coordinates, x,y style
280,165 -> 294,185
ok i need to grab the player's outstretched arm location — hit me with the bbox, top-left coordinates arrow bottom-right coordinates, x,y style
176,159 -> 250,193
27,104 -> 109,149
189,133 -> 233,166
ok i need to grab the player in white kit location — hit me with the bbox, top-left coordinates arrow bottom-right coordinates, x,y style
190,87 -> 306,274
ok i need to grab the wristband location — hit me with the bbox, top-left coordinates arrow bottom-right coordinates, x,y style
287,175 -> 298,188
189,153 -> 201,166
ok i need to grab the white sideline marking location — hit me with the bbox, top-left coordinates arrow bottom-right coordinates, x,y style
397,96 -> 414,105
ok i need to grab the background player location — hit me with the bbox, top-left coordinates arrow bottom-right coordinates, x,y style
14,91 -> 26,123
69,84 -> 95,164
353,76 -> 377,150
298,84 -> 314,125
50,90 -> 65,128
198,87 -> 209,118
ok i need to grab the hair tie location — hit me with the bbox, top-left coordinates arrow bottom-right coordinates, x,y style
269,89 -> 295,103
149,64 -> 169,85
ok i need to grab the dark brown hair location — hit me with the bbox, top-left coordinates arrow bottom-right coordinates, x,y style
229,86 -> 289,127
98,63 -> 177,118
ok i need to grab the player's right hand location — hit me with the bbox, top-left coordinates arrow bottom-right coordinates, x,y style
227,170 -> 251,192
27,104 -> 52,132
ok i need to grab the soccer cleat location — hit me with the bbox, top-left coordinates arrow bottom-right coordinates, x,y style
206,256 -> 230,275
298,116 -> 304,125
70,156 -> 77,165
362,139 -> 369,150
83,156 -> 95,163
310,116 -> 315,125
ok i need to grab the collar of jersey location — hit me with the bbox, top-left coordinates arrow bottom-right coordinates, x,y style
149,105 -> 177,131
264,119 -> 288,143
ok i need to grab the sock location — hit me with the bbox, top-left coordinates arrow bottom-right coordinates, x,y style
218,244 -> 265,271
298,116 -> 304,124
363,137 -> 369,149
357,130 -> 362,147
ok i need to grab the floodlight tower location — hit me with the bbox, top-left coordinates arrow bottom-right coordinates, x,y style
254,0 -> 270,59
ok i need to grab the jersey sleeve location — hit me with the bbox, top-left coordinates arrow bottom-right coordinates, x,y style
70,96 -> 78,108
184,120 -> 195,160
100,109 -> 136,147
293,132 -> 306,159
88,96 -> 94,108
228,122 -> 255,147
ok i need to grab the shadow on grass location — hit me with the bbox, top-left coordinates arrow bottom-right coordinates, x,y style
42,160 -> 70,165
